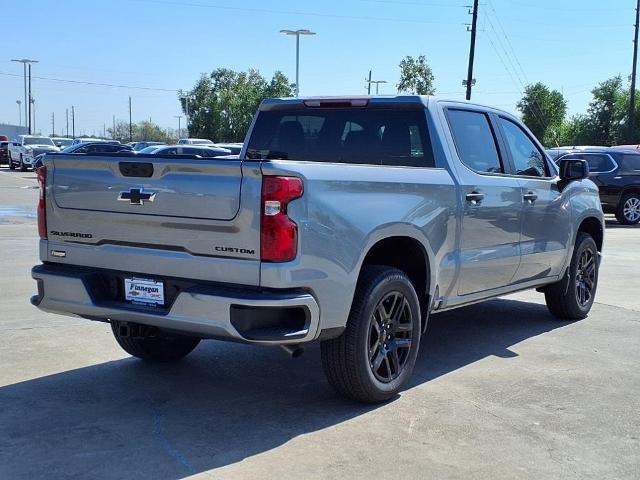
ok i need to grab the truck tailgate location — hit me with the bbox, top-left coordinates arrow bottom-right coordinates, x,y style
43,154 -> 262,285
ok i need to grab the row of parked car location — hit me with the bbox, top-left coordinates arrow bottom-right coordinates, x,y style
0,135 -> 242,172
1,134 -> 638,225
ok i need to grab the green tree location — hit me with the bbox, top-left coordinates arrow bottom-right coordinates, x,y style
181,68 -> 294,142
397,55 -> 435,95
517,82 -> 567,146
107,120 -> 172,143
585,76 -> 625,146
557,115 -> 591,147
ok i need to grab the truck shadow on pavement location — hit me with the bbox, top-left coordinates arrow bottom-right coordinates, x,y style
0,298 -> 570,479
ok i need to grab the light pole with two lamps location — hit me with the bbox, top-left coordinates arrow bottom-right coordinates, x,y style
279,29 -> 316,97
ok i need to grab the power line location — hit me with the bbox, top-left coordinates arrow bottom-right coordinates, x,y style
359,0 -> 463,7
482,3 -> 551,141
134,0 -> 460,25
486,0 -> 528,85
0,71 -> 179,92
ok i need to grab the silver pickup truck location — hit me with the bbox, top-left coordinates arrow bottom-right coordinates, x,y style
32,96 -> 604,403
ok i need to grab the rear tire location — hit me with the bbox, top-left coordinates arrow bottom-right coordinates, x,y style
615,193 -> 640,225
321,265 -> 422,403
544,232 -> 598,320
110,321 -> 200,362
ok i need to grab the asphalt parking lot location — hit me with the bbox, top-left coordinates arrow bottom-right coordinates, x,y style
0,167 -> 638,480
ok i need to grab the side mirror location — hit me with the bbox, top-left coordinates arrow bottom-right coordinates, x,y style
559,158 -> 589,181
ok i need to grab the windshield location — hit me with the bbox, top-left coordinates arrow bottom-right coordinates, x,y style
54,139 -> 74,147
138,146 -> 162,154
24,137 -> 55,146
62,144 -> 83,153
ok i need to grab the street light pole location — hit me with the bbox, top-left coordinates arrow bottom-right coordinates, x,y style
280,29 -> 316,97
11,59 -> 37,131
366,79 -> 388,95
11,59 -> 38,133
16,100 -> 22,126
30,98 -> 36,134
174,115 -> 183,139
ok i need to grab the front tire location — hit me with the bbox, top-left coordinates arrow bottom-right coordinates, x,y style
321,266 -> 422,403
19,154 -> 27,172
545,232 -> 599,320
8,152 -> 15,170
616,193 -> 640,225
110,321 -> 200,362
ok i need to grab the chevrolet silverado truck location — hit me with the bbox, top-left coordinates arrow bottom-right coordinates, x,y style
9,135 -> 59,171
31,96 -> 604,403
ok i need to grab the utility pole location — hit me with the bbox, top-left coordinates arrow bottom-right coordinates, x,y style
16,100 -> 22,126
51,112 -> 55,136
629,0 -> 640,141
113,115 -> 116,139
465,0 -> 479,101
128,96 -> 133,142
71,106 -> 75,138
367,70 -> 372,95
66,108 -> 69,137
103,124 -> 106,139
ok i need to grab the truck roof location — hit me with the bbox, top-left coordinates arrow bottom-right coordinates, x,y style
259,95 -> 516,118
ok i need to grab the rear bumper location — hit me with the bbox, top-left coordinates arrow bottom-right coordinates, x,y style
31,263 -> 320,345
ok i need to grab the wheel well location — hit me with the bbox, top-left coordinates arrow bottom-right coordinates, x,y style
361,236 -> 430,310
578,217 -> 603,251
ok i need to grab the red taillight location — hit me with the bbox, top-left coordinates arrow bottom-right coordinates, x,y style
36,165 -> 47,239
261,176 -> 303,262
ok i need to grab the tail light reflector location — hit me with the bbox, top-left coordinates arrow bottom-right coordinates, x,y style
261,176 -> 303,262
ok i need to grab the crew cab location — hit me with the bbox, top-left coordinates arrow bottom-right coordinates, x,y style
31,97 -> 604,403
9,135 -> 59,171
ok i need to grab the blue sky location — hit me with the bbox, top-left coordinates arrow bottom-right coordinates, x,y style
1,0 -> 634,137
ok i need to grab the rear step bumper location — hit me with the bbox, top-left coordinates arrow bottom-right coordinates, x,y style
31,264 -> 320,344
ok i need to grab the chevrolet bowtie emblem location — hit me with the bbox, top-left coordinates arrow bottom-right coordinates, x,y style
118,187 -> 157,205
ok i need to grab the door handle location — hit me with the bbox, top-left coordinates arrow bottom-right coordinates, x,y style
523,191 -> 538,203
465,192 -> 485,205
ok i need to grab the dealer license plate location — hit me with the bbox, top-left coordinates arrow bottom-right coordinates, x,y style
124,278 -> 165,306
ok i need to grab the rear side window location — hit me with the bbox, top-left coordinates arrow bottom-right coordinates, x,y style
447,109 -> 502,173
561,154 -> 616,173
621,154 -> 640,172
498,118 -> 547,177
247,108 -> 434,167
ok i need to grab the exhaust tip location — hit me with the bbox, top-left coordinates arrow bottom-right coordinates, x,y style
280,344 -> 304,358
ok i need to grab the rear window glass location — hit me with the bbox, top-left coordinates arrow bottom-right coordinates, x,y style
446,109 -> 502,173
561,154 -> 616,173
246,108 -> 434,167
621,154 -> 640,172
